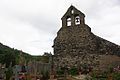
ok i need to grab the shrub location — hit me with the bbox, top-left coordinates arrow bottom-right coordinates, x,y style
69,67 -> 78,76
112,72 -> 120,80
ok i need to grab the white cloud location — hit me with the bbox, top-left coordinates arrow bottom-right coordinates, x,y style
0,0 -> 120,55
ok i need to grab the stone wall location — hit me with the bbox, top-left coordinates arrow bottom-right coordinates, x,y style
28,61 -> 50,75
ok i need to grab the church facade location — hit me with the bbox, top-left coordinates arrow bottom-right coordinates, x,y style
53,5 -> 120,70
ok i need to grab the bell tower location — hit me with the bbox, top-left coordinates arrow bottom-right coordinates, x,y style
61,5 -> 85,27
53,5 -> 93,67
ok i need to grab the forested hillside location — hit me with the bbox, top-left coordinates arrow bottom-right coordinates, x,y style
0,43 -> 49,68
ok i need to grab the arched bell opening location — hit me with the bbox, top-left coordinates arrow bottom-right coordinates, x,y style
66,16 -> 71,26
75,15 -> 80,25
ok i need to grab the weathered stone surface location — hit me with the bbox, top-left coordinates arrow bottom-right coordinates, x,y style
53,5 -> 120,69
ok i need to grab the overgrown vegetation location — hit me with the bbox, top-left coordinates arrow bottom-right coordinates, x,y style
90,67 -> 120,80
0,42 -> 50,79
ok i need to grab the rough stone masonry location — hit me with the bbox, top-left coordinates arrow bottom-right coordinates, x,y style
53,5 -> 120,70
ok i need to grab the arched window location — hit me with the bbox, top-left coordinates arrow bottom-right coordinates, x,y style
75,16 -> 80,25
67,17 -> 71,26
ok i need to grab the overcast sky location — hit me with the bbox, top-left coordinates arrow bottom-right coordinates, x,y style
0,0 -> 120,55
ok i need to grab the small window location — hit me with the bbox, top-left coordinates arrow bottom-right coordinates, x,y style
67,17 -> 71,26
71,9 -> 74,14
75,16 -> 80,25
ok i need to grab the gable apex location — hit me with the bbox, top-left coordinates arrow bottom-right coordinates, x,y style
61,5 -> 85,20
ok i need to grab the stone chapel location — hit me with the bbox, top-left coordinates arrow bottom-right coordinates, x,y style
53,5 -> 120,69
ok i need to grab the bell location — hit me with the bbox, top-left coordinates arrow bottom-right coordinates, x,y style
76,18 -> 79,23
